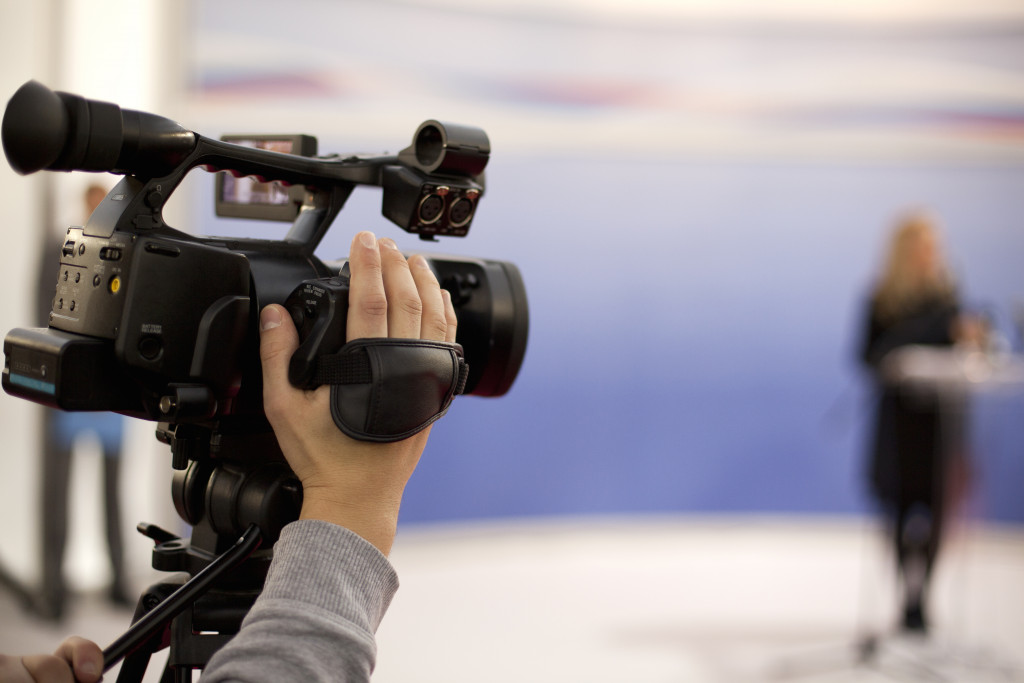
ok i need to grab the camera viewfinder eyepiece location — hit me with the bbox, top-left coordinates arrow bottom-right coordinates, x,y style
1,80 -> 195,178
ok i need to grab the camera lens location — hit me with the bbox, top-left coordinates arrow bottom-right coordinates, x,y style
448,197 -> 474,228
417,194 -> 445,225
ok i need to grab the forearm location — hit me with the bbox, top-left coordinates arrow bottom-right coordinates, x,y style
202,520 -> 399,683
299,492 -> 402,557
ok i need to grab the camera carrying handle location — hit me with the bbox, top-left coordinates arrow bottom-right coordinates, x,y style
97,136 -> 392,256
3,80 -> 489,255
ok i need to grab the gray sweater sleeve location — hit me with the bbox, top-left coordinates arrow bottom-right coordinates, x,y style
202,519 -> 399,682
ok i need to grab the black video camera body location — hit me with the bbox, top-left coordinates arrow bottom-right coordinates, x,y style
1,81 -> 528,425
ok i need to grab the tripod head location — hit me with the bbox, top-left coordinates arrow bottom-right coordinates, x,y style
104,419 -> 300,680
160,419 -> 301,558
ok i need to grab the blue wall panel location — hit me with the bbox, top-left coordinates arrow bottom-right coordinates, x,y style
185,0 -> 1024,524
290,156 -> 1024,524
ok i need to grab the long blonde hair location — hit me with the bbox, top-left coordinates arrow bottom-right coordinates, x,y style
872,210 -> 956,322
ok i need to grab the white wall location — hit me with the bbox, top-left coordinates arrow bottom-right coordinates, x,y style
0,0 -> 187,591
0,0 -> 55,585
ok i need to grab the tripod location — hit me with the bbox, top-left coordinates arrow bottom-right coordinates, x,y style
102,420 -> 301,682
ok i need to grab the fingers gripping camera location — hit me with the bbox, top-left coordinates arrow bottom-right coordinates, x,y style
284,275 -> 468,442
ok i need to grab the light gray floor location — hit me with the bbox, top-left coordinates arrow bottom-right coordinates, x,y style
2,515 -> 1023,682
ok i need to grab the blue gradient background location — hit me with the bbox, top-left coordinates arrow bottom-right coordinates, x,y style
185,0 -> 1024,525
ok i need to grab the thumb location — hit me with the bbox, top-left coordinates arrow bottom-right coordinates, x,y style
55,637 -> 103,683
259,304 -> 300,400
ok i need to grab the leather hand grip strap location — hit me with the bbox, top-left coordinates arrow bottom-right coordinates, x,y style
312,338 -> 468,443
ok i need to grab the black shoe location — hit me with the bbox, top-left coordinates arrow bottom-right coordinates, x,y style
902,603 -> 927,633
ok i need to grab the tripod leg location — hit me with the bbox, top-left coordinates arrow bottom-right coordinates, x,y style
114,581 -> 179,683
160,663 -> 181,683
116,646 -> 156,683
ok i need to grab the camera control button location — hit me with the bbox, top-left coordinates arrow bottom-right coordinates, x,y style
138,335 -> 162,361
287,305 -> 305,329
99,247 -> 123,261
144,190 -> 164,209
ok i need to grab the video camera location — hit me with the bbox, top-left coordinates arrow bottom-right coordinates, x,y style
0,80 -> 529,677
1,80 -> 528,424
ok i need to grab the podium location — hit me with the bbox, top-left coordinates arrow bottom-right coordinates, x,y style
881,345 -> 1024,395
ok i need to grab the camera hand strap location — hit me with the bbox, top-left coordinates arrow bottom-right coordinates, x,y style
312,338 -> 468,443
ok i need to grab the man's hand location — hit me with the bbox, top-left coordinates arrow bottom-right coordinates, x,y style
0,637 -> 103,683
258,231 -> 457,555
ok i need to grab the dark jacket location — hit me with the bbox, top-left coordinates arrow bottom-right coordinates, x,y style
860,294 -> 962,504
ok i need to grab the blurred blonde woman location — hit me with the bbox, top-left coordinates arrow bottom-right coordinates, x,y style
860,210 -> 979,634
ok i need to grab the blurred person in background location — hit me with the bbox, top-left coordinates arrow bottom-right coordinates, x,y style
859,209 -> 987,634
35,183 -> 129,620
